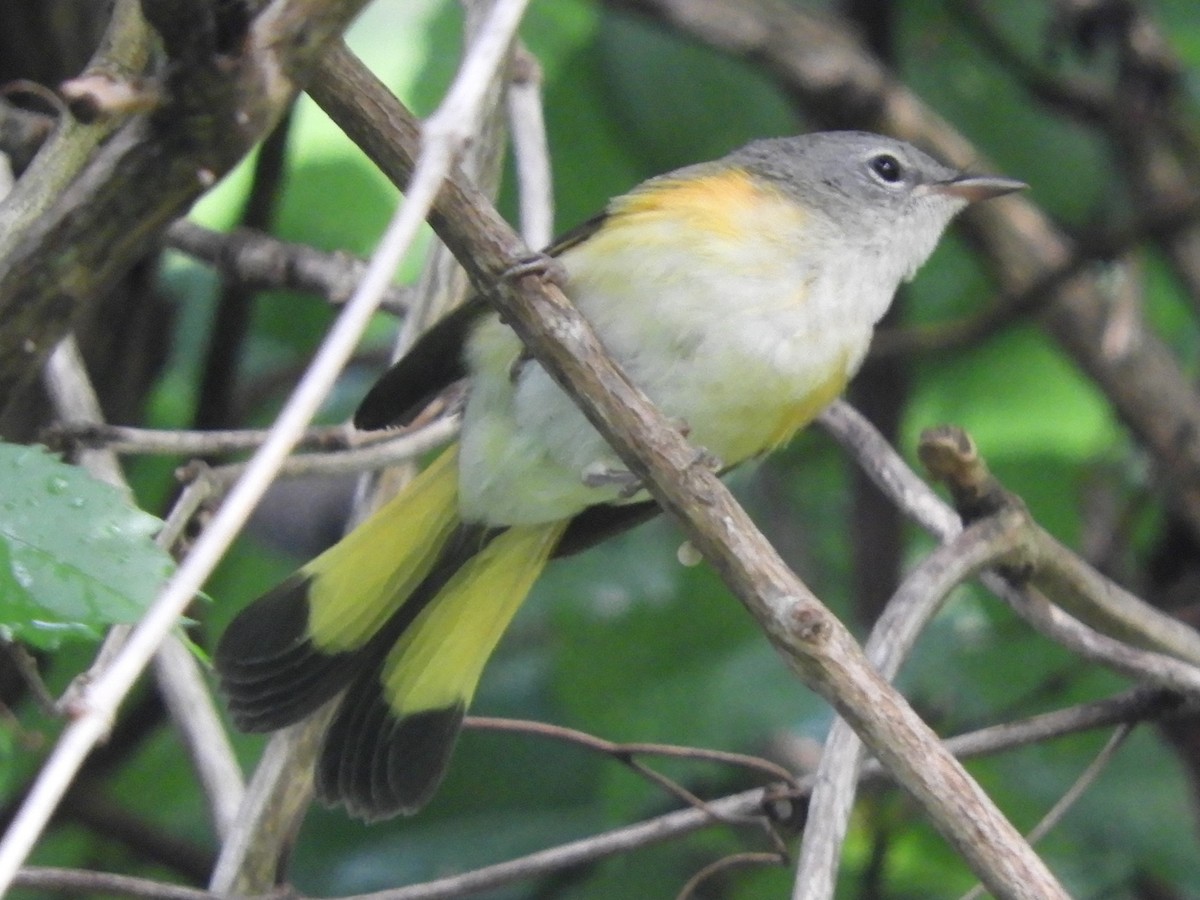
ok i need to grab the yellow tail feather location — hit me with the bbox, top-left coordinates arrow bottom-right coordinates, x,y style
305,445 -> 460,653
381,519 -> 568,714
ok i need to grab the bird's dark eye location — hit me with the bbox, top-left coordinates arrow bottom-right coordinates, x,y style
869,153 -> 904,184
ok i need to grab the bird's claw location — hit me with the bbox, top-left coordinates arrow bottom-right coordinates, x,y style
501,252 -> 568,287
582,463 -> 643,498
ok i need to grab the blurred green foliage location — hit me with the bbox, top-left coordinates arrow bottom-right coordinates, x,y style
16,1 -> 1200,898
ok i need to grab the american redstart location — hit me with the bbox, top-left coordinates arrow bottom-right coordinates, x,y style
216,131 -> 1025,820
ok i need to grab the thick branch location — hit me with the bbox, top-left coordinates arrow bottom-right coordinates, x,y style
0,0 -> 372,416
922,425 -> 1200,670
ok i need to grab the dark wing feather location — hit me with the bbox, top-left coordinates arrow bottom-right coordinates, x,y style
554,452 -> 749,557
353,296 -> 490,430
543,210 -> 607,257
353,209 -> 610,431
555,499 -> 661,558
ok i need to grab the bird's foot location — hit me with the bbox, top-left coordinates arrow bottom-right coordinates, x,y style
500,252 -> 568,288
582,463 -> 643,498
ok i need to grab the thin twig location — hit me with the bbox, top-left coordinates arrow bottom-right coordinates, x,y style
675,851 -> 786,900
12,866 -> 219,900
1024,724 -> 1133,845
958,724 -> 1135,900
49,420 -> 364,457
506,43 -> 554,248
190,415 -> 460,485
467,715 -> 795,828
989,580 -> 1200,696
157,477 -> 218,552
1,642 -> 57,717
818,400 -> 959,539
153,640 -> 246,841
42,335 -> 245,840
43,337 -> 127,492
340,789 -> 777,900
166,219 -> 415,316
468,716 -> 799,788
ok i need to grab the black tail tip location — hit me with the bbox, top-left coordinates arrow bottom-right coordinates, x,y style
214,572 -> 365,733
317,699 -> 468,821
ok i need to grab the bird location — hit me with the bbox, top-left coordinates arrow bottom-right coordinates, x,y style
215,130 -> 1025,821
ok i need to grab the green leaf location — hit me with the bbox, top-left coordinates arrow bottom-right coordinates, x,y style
0,443 -> 175,649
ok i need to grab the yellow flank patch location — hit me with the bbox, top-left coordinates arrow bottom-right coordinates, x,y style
380,519 -> 567,715
306,445 -> 461,653
765,354 -> 851,451
613,168 -> 797,239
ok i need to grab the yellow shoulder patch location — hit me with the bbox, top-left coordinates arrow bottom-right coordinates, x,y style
613,168 -> 795,239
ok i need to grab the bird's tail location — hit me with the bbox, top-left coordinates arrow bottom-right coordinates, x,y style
216,445 -> 566,819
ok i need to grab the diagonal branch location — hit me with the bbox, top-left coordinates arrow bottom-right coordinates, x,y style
308,40 -> 1066,900
813,402 -> 1200,898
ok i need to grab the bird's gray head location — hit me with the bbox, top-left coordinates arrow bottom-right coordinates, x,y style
730,131 -> 1024,282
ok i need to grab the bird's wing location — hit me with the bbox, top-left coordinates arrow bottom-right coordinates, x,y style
353,295 -> 489,430
353,211 -> 611,432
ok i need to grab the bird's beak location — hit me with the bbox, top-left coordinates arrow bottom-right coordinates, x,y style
933,174 -> 1028,203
